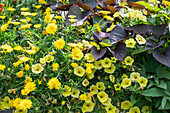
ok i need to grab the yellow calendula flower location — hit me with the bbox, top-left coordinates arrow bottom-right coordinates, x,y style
7,7 -> 16,11
68,15 -> 76,19
102,57 -> 112,68
106,104 -> 116,113
21,88 -> 30,95
25,82 -> 36,92
85,53 -> 95,62
142,106 -> 149,113
32,63 -> 43,74
82,101 -> 95,112
54,38 -> 65,50
2,96 -> 10,109
104,63 -> 116,74
19,57 -> 30,63
121,78 -> 131,88
44,54 -> 54,63
80,94 -> 87,100
72,47 -> 84,61
129,106 -> 140,113
14,109 -> 27,113
86,67 -> 92,74
99,10 -> 111,15
62,85 -> 71,97
121,100 -> 132,110
102,98 -> 111,106
125,38 -> 136,48
47,78 -> 61,90
71,62 -> 79,68
96,82 -> 106,90
138,77 -> 148,87
13,98 -> 22,109
46,23 -> 57,34
135,34 -> 146,45
11,22 -> 21,26
114,83 -> 121,91
71,88 -> 80,98
97,91 -> 108,102
35,5 -> 41,9
52,63 -> 59,71
124,56 -> 134,65
44,14 -> 53,23
0,16 -> 6,19
34,24 -> 41,29
109,75 -> 115,83
19,99 -> 32,111
130,72 -> 140,82
17,71 -> 24,78
19,24 -> 32,30
90,85 -> 98,94
0,64 -> 6,70
74,66 -> 85,77
82,79 -> 89,87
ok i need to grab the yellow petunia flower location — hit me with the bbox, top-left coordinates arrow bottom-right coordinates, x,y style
97,91 -> 108,102
129,106 -> 140,113
102,98 -> 111,106
121,78 -> 131,88
125,38 -> 136,48
124,56 -> 134,65
83,101 -> 95,112
104,63 -> 116,74
114,83 -> 121,91
74,66 -> 85,77
106,104 -> 116,113
121,100 -> 132,110
71,88 -> 80,98
109,75 -> 115,83
102,57 -> 112,68
62,85 -> 71,97
130,72 -> 140,82
82,79 -> 89,87
90,85 -> 98,94
96,82 -> 105,90
138,77 -> 148,87
32,63 -> 43,74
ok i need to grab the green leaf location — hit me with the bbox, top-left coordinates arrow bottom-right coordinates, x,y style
141,88 -> 169,97
159,100 -> 170,110
156,65 -> 170,79
154,77 -> 159,85
130,93 -> 138,105
145,96 -> 152,102
147,80 -> 155,89
136,1 -> 155,12
131,46 -> 147,55
161,96 -> 167,108
99,39 -> 112,47
157,80 -> 167,90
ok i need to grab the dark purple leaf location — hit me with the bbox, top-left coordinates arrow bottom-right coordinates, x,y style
94,32 -> 110,41
93,15 -> 108,31
115,43 -> 127,60
150,24 -> 168,38
108,24 -> 129,44
77,2 -> 90,10
145,38 -> 164,50
126,24 -> 150,35
128,2 -> 145,9
107,47 -> 115,56
91,46 -> 107,60
66,5 -> 82,25
103,6 -> 117,13
152,46 -> 170,67
84,0 -> 98,10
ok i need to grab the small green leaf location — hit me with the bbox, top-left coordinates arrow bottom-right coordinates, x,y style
145,96 -> 152,102
161,96 -> 167,108
99,39 -> 112,47
157,80 -> 167,90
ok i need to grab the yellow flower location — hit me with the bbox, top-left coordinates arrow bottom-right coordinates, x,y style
106,104 -> 116,113
104,15 -> 114,21
85,63 -> 94,69
19,57 -> 30,63
35,5 -> 41,9
54,15 -> 62,19
13,98 -> 22,109
44,54 -> 54,63
47,78 -> 61,90
31,13 -> 38,16
122,74 -> 128,79
1,24 -> 8,32
7,7 -> 16,11
102,98 -> 111,106
32,63 -> 43,74
68,15 -> 76,19
21,8 -> 29,11
40,58 -> 46,65
2,96 -> 10,109
46,23 -> 57,34
125,38 -> 136,48
72,47 -> 84,61
74,66 -> 85,77
87,73 -> 95,79
102,57 -> 112,68
113,12 -> 120,17
99,10 -> 111,15
69,19 -> 78,23
94,60 -> 103,69
34,24 -> 41,29
61,101 -> 65,105
129,106 -> 140,113
20,19 -> 28,23
71,62 -> 79,68
25,64 -> 30,71
44,14 -> 53,23
130,72 -> 140,82
121,78 -> 131,88
97,91 -> 108,102
80,94 -> 87,100
0,64 -> 6,70
71,88 -> 80,98
14,46 -> 23,51
86,67 -> 92,74
104,63 -> 116,74
54,38 -> 65,50
111,56 -> 117,63
19,99 -> 32,111
90,85 -> 98,94
96,23 -> 101,33
21,12 -> 31,16
121,100 -> 132,110
114,83 -> 121,91
0,16 -> 6,19
142,106 -> 149,113
82,79 -> 89,87
19,24 -> 32,30
62,85 -> 71,97
52,63 -> 59,71
21,88 -> 29,95
85,53 -> 95,62
96,82 -> 105,90
135,34 -> 146,45
17,71 -> 24,78
25,82 -> 36,92
109,75 -> 115,83
124,56 -> 134,65
138,77 -> 148,87
162,0 -> 170,6
83,101 -> 95,112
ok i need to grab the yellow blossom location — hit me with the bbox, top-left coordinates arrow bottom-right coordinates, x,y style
17,71 -> 24,78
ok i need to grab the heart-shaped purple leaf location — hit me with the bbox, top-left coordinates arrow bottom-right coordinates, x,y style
91,46 -> 107,60
115,42 -> 127,60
